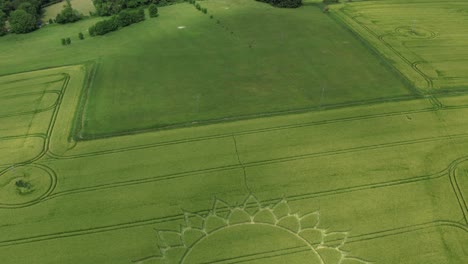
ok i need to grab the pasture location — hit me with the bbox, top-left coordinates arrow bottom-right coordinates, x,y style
0,0 -> 467,264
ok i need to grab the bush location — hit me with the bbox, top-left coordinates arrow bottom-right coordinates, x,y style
61,38 -> 66,45
256,0 -> 302,8
93,0 -> 165,16
15,180 -> 33,194
78,32 -> 84,40
116,8 -> 145,27
66,37 -> 71,45
9,10 -> 37,34
89,16 -> 119,36
148,4 -> 158,17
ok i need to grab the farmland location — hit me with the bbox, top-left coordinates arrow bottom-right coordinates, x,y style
1,0 -> 410,138
333,0 -> 468,91
0,0 -> 467,264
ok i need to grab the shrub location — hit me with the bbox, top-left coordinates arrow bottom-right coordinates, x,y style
89,17 -> 119,36
15,180 -> 31,189
149,4 -> 158,17
93,0 -> 170,16
89,5 -> 149,36
256,0 -> 302,8
61,38 -> 66,45
66,37 -> 71,45
116,8 -> 145,27
78,32 -> 84,40
15,180 -> 33,194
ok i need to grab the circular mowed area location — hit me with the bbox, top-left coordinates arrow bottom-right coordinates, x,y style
0,165 -> 54,206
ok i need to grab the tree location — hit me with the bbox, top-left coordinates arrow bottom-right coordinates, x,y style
18,2 -> 37,16
9,9 -> 36,34
148,4 -> 158,18
56,0 -> 81,24
0,10 -> 7,36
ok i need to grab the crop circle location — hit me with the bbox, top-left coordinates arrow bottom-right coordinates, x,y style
0,165 -> 55,207
396,26 -> 436,39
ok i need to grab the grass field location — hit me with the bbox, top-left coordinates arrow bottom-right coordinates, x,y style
0,0 -> 411,138
1,0 -> 467,263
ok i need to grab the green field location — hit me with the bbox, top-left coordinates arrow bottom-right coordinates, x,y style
0,0 -> 411,138
333,0 -> 468,92
0,0 -> 467,263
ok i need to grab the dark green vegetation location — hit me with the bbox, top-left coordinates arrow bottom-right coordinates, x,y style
148,3 -> 158,17
0,0 -> 53,33
92,0 -> 180,16
256,0 -> 302,8
0,10 -> 6,35
9,9 -> 36,33
88,8 -> 145,36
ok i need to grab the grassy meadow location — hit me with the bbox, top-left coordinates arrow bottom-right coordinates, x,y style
0,0 -> 467,263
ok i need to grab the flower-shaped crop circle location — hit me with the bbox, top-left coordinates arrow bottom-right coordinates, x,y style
135,195 -> 371,264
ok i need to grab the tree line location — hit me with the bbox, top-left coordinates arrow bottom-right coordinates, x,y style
0,0 -> 82,34
92,0 -> 181,16
0,0 -> 46,34
0,0 -> 299,37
